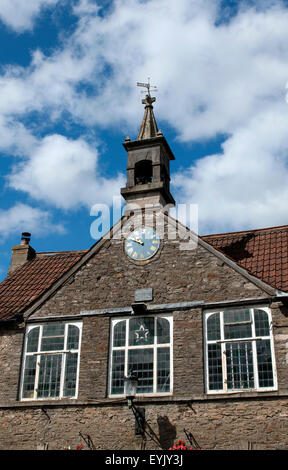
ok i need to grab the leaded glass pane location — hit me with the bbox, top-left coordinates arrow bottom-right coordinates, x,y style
224,310 -> 252,339
207,313 -> 221,341
22,356 -> 37,398
67,325 -> 80,350
157,347 -> 170,392
224,323 -> 252,339
111,350 -> 125,394
63,352 -> 78,397
226,341 -> 254,389
41,323 -> 65,351
128,349 -> 153,393
255,310 -> 270,337
37,354 -> 62,398
41,336 -> 65,352
208,343 -> 223,390
26,327 -> 40,353
42,323 -> 65,337
157,318 -> 170,344
129,317 -> 154,346
224,309 -> 250,323
257,340 -> 274,388
113,320 -> 126,347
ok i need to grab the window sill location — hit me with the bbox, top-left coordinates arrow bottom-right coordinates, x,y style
205,388 -> 278,399
108,392 -> 173,399
20,396 -> 79,403
0,389 -> 287,409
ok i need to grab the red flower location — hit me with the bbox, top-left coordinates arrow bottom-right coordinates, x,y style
169,440 -> 200,450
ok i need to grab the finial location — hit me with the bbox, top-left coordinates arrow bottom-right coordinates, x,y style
136,78 -> 159,140
137,78 -> 158,105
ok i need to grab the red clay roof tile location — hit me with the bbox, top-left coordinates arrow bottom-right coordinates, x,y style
0,251 -> 86,321
202,224 -> 288,292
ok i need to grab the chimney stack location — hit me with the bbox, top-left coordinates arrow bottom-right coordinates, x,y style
8,232 -> 36,274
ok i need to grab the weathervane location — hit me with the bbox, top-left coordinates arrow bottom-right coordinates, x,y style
137,78 -> 158,106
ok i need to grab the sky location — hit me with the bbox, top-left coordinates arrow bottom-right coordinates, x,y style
1,0 -> 288,280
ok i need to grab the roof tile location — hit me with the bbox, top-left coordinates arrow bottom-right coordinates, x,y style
0,251 -> 86,321
202,224 -> 288,292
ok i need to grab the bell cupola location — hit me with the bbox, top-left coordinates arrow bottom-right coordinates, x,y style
121,81 -> 175,210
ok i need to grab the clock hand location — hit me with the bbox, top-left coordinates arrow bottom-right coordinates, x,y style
130,237 -> 144,245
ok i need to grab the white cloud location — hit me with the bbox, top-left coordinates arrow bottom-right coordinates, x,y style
1,0 -> 288,231
9,134 -> 125,209
73,0 -> 100,16
0,203 -> 65,240
0,116 -> 38,157
0,0 -> 59,32
173,103 -> 288,234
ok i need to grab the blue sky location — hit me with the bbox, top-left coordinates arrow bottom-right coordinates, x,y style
1,0 -> 288,280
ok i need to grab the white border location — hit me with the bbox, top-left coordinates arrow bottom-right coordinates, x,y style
108,313 -> 173,398
203,305 -> 278,395
20,321 -> 83,401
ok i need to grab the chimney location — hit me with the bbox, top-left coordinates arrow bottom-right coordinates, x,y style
9,232 -> 36,273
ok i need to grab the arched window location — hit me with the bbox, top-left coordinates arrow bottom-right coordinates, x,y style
134,160 -> 153,185
21,322 -> 82,400
205,307 -> 277,393
110,315 -> 172,396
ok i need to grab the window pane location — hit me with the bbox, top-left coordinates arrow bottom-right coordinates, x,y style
224,323 -> 252,339
157,318 -> 170,344
128,349 -> 153,393
42,323 -> 65,337
224,309 -> 250,324
22,356 -> 37,399
129,317 -> 154,346
224,309 -> 252,339
37,354 -> 62,398
41,336 -> 65,351
63,352 -> 78,397
257,340 -> 274,388
255,310 -> 270,337
67,325 -> 80,350
157,347 -> 170,392
26,327 -> 40,353
41,323 -> 65,351
111,350 -> 125,394
226,342 -> 254,389
113,320 -> 126,347
207,313 -> 220,341
208,344 -> 223,390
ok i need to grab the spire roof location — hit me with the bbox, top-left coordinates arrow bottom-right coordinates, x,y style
137,93 -> 159,140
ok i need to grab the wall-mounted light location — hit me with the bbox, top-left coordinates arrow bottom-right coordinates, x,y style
124,370 -> 138,407
124,370 -> 146,436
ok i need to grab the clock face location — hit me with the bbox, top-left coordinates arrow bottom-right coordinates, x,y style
125,227 -> 160,261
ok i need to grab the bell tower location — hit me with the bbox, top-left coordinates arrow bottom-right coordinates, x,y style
121,81 -> 175,210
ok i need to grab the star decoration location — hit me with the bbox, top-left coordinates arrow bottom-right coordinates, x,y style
135,324 -> 150,343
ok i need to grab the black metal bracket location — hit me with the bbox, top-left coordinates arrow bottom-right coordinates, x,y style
41,407 -> 51,423
79,431 -> 96,450
183,428 -> 201,450
131,404 -> 146,435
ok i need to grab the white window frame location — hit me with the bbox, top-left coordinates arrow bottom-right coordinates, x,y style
204,306 -> 277,394
20,321 -> 82,401
108,314 -> 173,398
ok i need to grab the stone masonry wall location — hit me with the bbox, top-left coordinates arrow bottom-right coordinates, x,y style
0,220 -> 288,449
0,398 -> 288,450
32,234 -> 266,320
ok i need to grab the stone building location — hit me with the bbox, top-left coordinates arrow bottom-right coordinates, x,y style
0,90 -> 288,450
